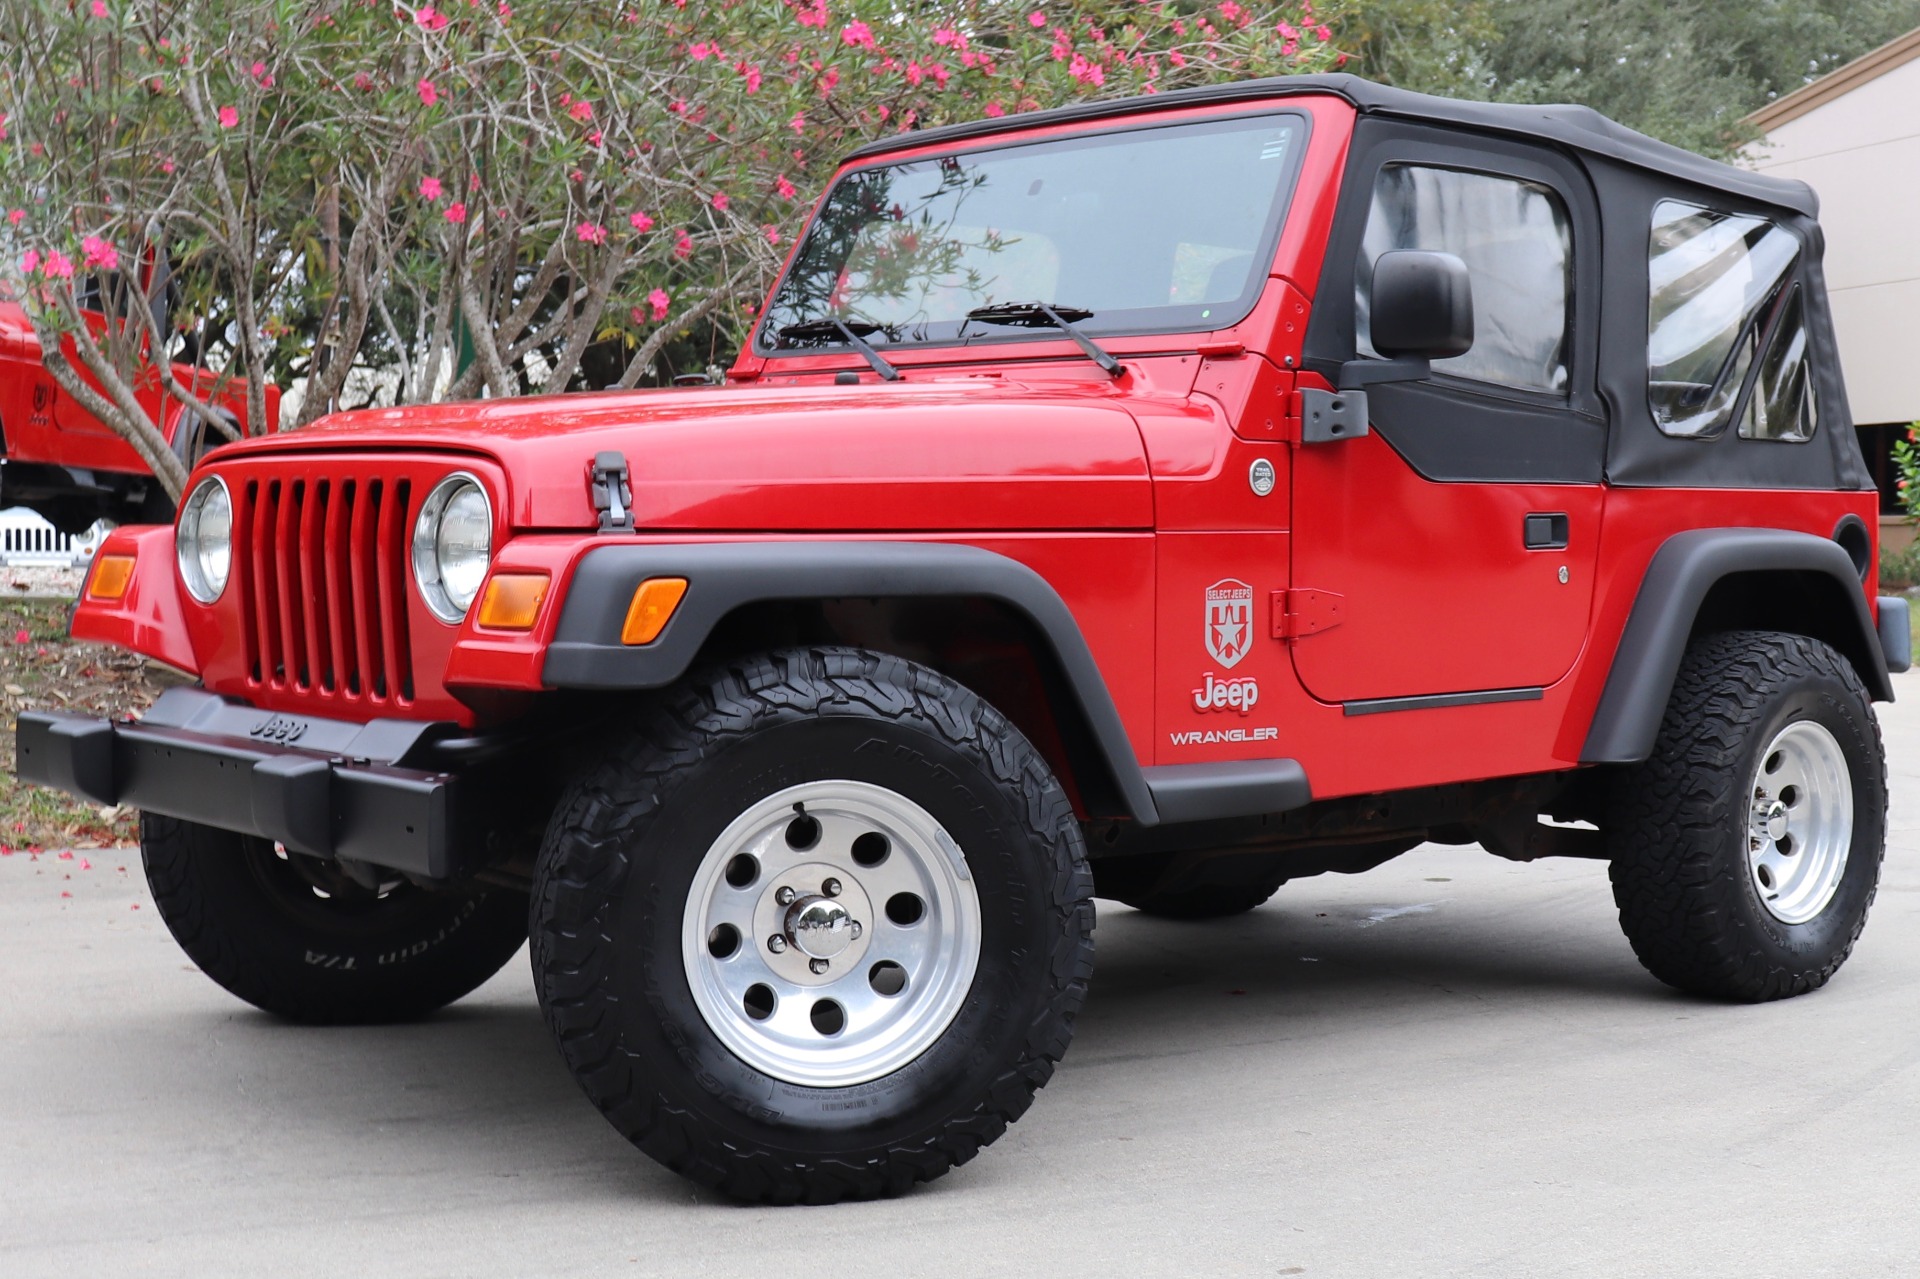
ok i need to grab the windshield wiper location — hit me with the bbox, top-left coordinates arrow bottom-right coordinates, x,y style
965,302 -> 1123,379
775,318 -> 902,381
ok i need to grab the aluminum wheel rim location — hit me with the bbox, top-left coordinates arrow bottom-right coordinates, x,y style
1746,719 -> 1852,925
682,779 -> 982,1088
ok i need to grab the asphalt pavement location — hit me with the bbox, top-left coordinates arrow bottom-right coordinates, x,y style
6,671 -> 1920,1277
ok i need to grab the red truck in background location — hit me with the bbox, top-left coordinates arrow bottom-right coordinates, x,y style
0,272 -> 276,532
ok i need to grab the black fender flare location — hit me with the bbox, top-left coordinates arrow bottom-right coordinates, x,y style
542,540 -> 1311,826
1580,527 -> 1894,765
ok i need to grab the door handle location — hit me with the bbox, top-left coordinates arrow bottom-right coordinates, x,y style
1524,512 -> 1569,550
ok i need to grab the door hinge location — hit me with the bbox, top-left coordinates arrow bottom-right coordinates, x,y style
1271,588 -> 1344,641
1290,387 -> 1370,444
590,450 -> 634,533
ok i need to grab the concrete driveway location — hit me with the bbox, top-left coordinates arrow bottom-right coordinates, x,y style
6,671 -> 1920,1277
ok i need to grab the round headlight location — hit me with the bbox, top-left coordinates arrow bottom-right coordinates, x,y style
412,473 -> 492,623
176,476 -> 232,605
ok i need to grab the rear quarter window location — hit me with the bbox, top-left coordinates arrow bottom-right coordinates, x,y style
1647,200 -> 1815,442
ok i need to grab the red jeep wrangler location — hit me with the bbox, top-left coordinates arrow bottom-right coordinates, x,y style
0,263 -> 274,531
19,75 -> 1910,1203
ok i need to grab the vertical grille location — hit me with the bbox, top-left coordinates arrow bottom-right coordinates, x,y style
239,473 -> 415,706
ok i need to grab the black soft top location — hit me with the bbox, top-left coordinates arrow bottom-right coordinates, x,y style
845,73 -> 1816,218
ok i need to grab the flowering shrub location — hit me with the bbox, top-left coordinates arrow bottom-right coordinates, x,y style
0,0 -> 1345,497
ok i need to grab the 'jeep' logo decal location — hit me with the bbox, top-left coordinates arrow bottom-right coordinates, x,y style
1204,578 -> 1253,669
250,715 -> 308,744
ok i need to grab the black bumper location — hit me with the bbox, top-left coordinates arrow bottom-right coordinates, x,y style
15,688 -> 465,878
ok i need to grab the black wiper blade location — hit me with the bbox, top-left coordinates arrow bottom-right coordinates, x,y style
775,318 -> 902,381
965,301 -> 1123,379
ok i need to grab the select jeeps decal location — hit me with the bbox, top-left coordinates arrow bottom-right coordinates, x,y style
1193,672 -> 1258,715
1204,578 -> 1254,669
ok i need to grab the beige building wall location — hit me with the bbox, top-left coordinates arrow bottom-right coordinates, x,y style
1748,53 -> 1920,425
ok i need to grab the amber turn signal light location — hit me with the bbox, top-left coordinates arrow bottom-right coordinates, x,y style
87,554 -> 136,602
622,577 -> 688,645
475,572 -> 550,631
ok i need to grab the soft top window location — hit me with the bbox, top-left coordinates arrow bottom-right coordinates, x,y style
758,113 -> 1304,352
1647,200 -> 1809,440
1355,164 -> 1572,395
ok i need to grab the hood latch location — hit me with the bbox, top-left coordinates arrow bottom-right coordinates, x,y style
590,451 -> 634,533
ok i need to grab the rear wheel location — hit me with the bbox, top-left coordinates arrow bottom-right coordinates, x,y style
141,815 -> 529,1023
1606,631 -> 1885,1001
1113,882 -> 1279,919
530,647 -> 1094,1203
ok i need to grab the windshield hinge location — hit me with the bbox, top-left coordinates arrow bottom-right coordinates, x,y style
590,451 -> 634,533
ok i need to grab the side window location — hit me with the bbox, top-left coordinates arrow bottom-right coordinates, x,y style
1356,164 -> 1572,394
1647,200 -> 1813,441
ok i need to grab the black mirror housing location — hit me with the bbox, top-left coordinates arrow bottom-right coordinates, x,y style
1370,250 -> 1474,361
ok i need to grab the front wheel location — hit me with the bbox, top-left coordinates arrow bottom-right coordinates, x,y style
530,648 -> 1094,1204
141,815 -> 529,1023
1606,631 -> 1886,1001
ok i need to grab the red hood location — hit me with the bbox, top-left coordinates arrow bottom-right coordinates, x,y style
217,375 -> 1155,531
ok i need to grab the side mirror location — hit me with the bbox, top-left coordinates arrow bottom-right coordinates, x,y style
1304,251 -> 1475,445
1370,250 -> 1473,361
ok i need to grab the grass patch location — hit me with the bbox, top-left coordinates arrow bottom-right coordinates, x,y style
1,597 -> 187,849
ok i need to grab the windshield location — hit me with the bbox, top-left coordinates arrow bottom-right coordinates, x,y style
759,112 -> 1306,353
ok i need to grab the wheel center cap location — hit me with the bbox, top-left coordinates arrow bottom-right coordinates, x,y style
787,897 -> 856,959
1754,798 -> 1790,843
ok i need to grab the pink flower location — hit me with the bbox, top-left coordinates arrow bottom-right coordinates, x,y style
905,62 -> 925,86
1029,11 -> 1046,27
41,252 -> 73,282
417,78 -> 439,106
739,62 -> 762,93
444,202 -> 467,224
794,0 -> 827,28
983,101 -> 1005,117
90,0 -> 107,16
416,5 -> 449,30
712,191 -> 730,212
764,225 -> 782,246
19,251 -> 38,275
1067,53 -> 1104,85
689,42 -> 714,60
841,20 -> 874,48
1276,20 -> 1296,38
419,176 -> 443,200
217,105 -> 239,128
12,628 -> 27,643
80,236 -> 119,271
647,288 -> 670,321
775,174 -> 797,200
576,221 -> 608,245
497,1 -> 511,17
568,99 -> 593,121
1218,1 -> 1241,22
673,229 -> 693,259
1315,24 -> 1331,40
5,210 -> 22,226
628,210 -> 655,233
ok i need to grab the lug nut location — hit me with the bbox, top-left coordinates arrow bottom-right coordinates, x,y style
849,921 -> 863,940
767,935 -> 787,953
823,877 -> 842,898
810,958 -> 830,975
775,886 -> 797,906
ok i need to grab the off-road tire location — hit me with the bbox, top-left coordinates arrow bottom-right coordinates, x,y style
1117,882 -> 1278,919
141,815 -> 529,1023
529,647 -> 1095,1204
1606,631 -> 1886,1002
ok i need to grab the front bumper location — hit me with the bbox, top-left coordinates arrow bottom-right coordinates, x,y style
16,688 -> 464,878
